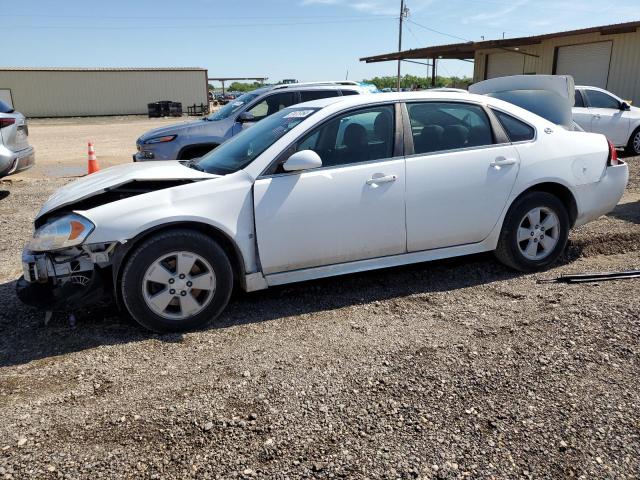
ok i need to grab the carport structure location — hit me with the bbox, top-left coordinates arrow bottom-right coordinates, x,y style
360,20 -> 640,104
208,77 -> 268,95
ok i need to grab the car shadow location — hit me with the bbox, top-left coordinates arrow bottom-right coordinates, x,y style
607,200 -> 640,224
0,190 -> 10,201
0,253 -> 523,368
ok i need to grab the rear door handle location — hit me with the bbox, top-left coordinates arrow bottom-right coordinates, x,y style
594,114 -> 601,119
490,157 -> 518,168
366,174 -> 397,185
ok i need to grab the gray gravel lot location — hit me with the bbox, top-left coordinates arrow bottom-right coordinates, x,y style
0,144 -> 639,478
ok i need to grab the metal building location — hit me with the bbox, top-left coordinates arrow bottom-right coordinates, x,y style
361,20 -> 640,104
0,67 -> 208,117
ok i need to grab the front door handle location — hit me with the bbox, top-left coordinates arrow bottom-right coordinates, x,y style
366,174 -> 397,185
490,157 -> 518,169
594,114 -> 601,119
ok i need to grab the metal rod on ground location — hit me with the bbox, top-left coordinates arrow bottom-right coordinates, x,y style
397,0 -> 405,92
538,270 -> 640,284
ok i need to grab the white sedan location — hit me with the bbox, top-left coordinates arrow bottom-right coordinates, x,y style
18,89 -> 628,332
573,85 -> 640,155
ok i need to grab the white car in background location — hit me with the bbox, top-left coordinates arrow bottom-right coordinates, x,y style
573,86 -> 640,155
18,77 -> 628,332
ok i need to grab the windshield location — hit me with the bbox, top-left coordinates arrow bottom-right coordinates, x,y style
484,90 -> 572,129
196,107 -> 319,174
206,92 -> 259,121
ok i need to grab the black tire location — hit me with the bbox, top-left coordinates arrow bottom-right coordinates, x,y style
494,191 -> 570,272
625,127 -> 640,156
120,229 -> 233,333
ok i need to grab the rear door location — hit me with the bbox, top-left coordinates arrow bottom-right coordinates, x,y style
583,88 -> 630,146
404,101 -> 520,251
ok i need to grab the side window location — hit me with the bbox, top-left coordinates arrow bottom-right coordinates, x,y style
407,102 -> 494,154
574,90 -> 585,108
586,90 -> 620,109
247,92 -> 297,121
340,89 -> 359,96
300,90 -> 339,102
291,104 -> 395,169
492,110 -> 535,142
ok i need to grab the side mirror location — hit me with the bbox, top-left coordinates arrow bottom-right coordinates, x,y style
283,150 -> 322,172
620,101 -> 631,111
237,112 -> 255,123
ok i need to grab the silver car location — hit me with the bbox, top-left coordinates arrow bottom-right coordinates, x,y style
134,81 -> 374,161
0,100 -> 35,177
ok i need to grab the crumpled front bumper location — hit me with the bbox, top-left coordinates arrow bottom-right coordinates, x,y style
17,249 -> 112,311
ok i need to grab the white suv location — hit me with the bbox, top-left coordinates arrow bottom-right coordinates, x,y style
573,86 -> 640,155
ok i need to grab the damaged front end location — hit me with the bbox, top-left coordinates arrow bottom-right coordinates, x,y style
17,242 -> 118,311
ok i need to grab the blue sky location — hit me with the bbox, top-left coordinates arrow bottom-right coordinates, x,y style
2,0 -> 638,85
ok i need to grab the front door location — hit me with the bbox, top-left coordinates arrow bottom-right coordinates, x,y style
404,101 -> 521,251
253,104 -> 406,274
584,88 -> 630,146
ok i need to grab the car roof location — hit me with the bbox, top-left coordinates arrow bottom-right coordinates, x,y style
290,91 -> 554,127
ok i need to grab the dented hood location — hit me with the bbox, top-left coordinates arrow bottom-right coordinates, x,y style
470,75 -> 575,129
37,161 -> 219,220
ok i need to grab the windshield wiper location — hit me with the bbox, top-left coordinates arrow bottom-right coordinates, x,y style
181,159 -> 205,171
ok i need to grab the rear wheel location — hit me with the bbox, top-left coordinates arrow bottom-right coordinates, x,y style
625,127 -> 640,156
121,229 -> 233,332
494,192 -> 569,272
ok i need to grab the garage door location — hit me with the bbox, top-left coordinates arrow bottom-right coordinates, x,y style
0,89 -> 12,108
486,52 -> 524,79
555,41 -> 612,88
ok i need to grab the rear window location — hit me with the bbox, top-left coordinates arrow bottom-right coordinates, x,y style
484,89 -> 571,129
0,100 -> 14,113
299,90 -> 340,102
493,110 -> 535,142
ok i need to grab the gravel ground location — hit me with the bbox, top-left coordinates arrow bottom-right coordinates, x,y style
0,130 -> 639,478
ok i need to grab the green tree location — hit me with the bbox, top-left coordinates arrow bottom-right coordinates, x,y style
362,74 -> 472,90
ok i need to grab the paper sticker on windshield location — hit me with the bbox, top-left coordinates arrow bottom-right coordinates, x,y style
284,110 -> 314,119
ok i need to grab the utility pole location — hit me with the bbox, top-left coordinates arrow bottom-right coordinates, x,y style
396,0 -> 408,92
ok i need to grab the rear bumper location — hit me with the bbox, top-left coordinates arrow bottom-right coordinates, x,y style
0,145 -> 35,177
574,161 -> 629,227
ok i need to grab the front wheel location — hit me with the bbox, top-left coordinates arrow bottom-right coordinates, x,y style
120,229 -> 233,332
494,192 -> 570,272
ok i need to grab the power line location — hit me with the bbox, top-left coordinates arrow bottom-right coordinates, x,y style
405,19 -> 470,43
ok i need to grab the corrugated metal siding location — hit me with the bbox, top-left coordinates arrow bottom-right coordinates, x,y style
0,70 -> 208,117
473,29 -> 640,104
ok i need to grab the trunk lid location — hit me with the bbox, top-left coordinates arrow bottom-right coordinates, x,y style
470,75 -> 575,130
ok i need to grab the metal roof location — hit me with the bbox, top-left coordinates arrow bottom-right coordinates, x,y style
0,67 -> 206,72
360,20 -> 640,62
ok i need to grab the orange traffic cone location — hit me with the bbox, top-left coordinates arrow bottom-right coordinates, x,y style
87,141 -> 100,174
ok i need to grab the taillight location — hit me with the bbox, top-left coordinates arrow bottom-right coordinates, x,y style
607,140 -> 619,166
0,118 -> 15,129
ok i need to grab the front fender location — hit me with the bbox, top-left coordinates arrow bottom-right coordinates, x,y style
79,171 -> 258,273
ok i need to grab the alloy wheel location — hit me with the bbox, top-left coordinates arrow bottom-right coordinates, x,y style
517,207 -> 560,261
142,251 -> 216,320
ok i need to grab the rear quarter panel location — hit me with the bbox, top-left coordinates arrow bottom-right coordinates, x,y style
512,129 -> 609,194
